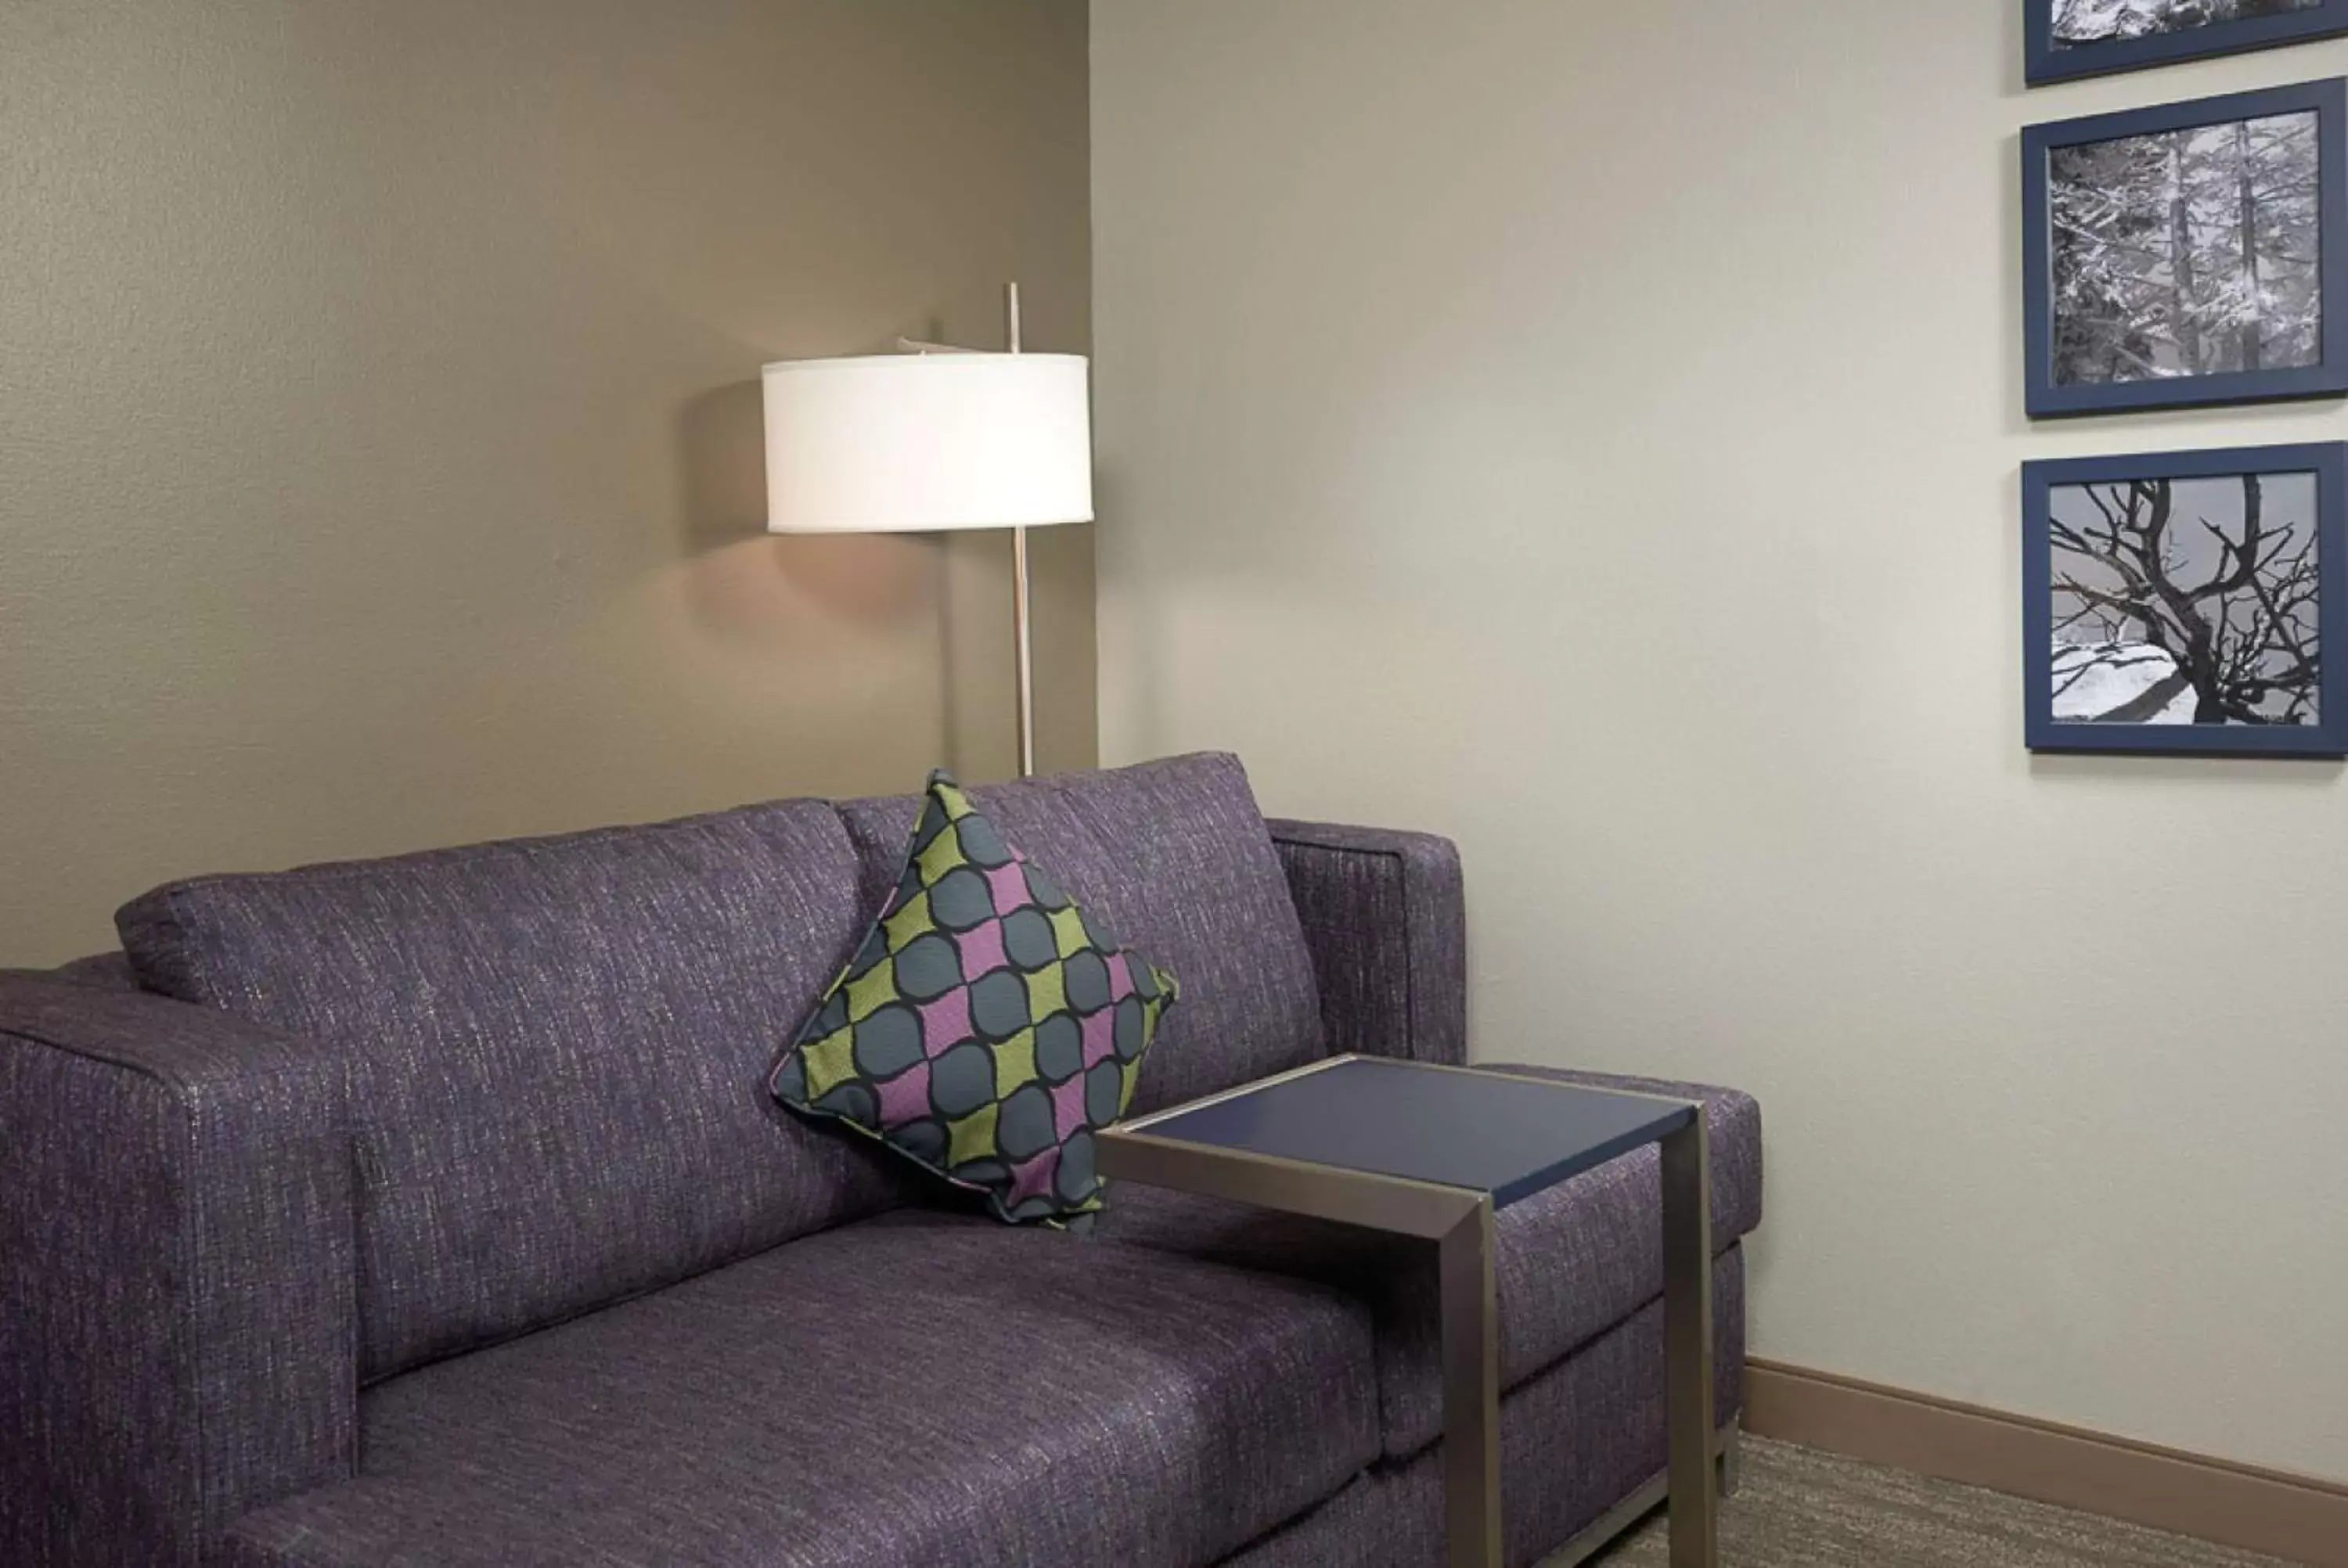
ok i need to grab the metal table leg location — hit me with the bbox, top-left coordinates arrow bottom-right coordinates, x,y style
1440,1197 -> 1502,1568
1661,1113 -> 1718,1567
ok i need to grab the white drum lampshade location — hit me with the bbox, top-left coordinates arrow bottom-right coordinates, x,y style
762,352 -> 1093,535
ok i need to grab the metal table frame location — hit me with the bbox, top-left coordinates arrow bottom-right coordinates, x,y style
1097,1056 -> 1717,1568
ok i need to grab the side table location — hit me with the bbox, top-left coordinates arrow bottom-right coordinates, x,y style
1097,1054 -> 1717,1568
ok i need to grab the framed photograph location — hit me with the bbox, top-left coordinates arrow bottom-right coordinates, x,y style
2023,80 -> 2348,417
2028,1 -> 2348,87
2023,443 -> 2348,756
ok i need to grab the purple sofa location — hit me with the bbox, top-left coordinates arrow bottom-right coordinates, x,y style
0,753 -> 1761,1568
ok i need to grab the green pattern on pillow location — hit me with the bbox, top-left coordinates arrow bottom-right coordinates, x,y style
770,771 -> 1178,1224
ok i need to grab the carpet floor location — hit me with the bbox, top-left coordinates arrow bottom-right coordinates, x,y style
1586,1437 -> 2296,1568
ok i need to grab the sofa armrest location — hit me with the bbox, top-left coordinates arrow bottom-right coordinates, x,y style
0,973 -> 357,1566
1266,820 -> 1467,1067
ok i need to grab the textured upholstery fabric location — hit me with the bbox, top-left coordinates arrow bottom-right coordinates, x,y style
1266,821 -> 1467,1067
115,800 -> 907,1383
774,771 -> 1179,1222
1219,1471 -> 1409,1568
223,1210 -> 1382,1568
1219,1246 -> 1747,1568
0,974 -> 356,1568
45,950 -> 139,991
837,754 -> 1326,1115
1102,1070 -> 1761,1459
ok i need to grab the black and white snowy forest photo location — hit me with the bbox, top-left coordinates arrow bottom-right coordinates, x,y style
2031,0 -> 2348,84
2048,107 -> 2321,387
2054,0 -> 2322,46
2048,471 -> 2321,726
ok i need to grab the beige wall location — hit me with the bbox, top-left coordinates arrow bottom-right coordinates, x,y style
0,0 -> 1093,967
1093,2 -> 2348,1480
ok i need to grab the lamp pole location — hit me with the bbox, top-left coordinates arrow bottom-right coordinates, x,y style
1006,281 -> 1036,779
891,280 -> 1044,780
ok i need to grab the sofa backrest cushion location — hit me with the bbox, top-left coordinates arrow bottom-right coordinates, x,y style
117,800 -> 903,1383
834,753 -> 1326,1117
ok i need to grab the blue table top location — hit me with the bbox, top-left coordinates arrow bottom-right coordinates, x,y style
1122,1057 -> 1696,1209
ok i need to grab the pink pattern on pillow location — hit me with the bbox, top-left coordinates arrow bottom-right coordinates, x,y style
985,861 -> 1029,915
1051,1074 -> 1089,1139
918,990 -> 971,1056
954,919 -> 1007,980
1006,1149 -> 1061,1209
1081,1007 -> 1116,1068
874,1061 -> 932,1127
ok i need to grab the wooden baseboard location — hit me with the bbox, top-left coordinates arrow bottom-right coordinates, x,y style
1745,1358 -> 2348,1567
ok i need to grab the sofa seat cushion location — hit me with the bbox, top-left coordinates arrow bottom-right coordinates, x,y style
1220,1245 -> 1748,1568
222,1210 -> 1383,1568
835,754 -> 1325,1117
115,800 -> 904,1383
1098,1068 -> 1760,1460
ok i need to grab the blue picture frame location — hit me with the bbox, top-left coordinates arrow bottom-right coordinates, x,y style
2023,80 -> 2348,418
2027,1 -> 2348,87
2022,442 -> 2348,756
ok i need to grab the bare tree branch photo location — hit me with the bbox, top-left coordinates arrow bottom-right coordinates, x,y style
2047,110 -> 2321,386
2047,472 -> 2321,726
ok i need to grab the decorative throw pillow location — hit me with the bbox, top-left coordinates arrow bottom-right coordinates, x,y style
771,771 -> 1179,1224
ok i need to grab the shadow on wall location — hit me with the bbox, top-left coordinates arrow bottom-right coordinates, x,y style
1089,463 -> 1165,756
671,377 -> 939,653
2029,754 -> 2344,785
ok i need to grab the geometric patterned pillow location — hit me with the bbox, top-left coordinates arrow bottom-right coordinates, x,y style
769,771 -> 1179,1225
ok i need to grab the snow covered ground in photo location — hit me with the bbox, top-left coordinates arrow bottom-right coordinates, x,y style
2051,639 -> 2197,724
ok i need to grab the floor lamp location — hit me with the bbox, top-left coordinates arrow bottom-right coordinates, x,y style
762,286 -> 1092,779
